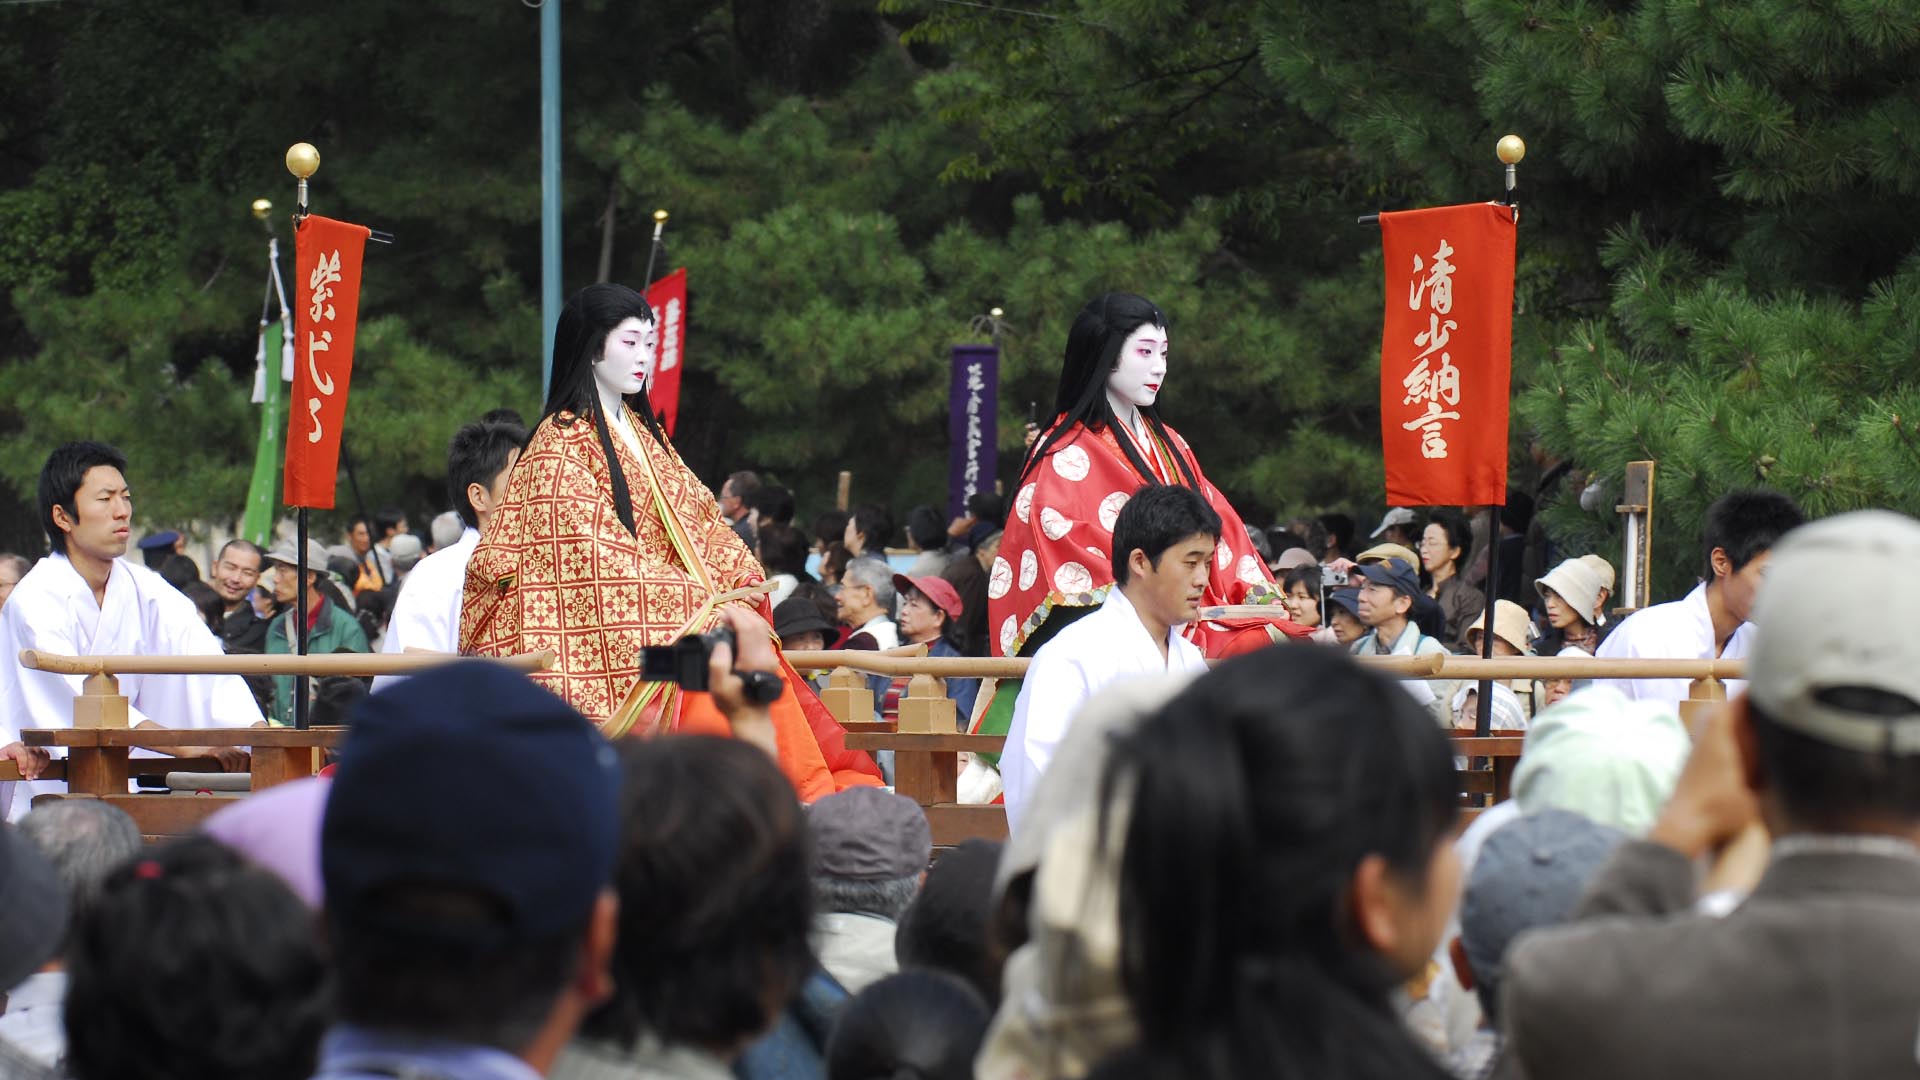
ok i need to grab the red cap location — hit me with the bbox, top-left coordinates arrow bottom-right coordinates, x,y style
893,573 -> 964,620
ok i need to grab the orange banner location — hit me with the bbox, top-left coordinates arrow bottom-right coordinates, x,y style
645,268 -> 686,437
286,214 -> 371,509
1378,202 -> 1516,507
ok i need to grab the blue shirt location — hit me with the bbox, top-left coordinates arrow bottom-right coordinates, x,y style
311,1025 -> 544,1080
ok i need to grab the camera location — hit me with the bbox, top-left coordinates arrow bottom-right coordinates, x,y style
639,625 -> 783,704
1319,564 -> 1349,587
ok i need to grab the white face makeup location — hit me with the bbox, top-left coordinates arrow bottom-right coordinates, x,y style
1106,322 -> 1168,413
594,316 -> 658,402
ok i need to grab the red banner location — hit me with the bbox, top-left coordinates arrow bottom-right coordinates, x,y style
286,214 -> 371,509
646,268 -> 687,437
1378,202 -> 1516,507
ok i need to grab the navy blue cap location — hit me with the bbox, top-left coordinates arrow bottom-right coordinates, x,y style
1353,556 -> 1421,598
321,661 -> 620,945
136,530 -> 180,550
1325,587 -> 1362,620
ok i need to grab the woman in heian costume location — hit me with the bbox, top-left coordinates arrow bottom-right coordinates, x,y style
965,294 -> 1305,784
460,284 -> 880,799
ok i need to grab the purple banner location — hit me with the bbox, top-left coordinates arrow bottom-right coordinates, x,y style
949,344 -> 999,523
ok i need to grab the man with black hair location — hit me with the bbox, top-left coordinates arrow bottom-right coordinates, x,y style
719,470 -> 761,546
1000,484 -> 1215,831
1503,510 -> 1920,1080
334,514 -> 392,594
210,539 -> 269,658
0,442 -> 261,819
1597,489 -> 1805,706
747,484 -> 796,532
317,660 -> 621,1080
1349,557 -> 1455,727
374,413 -> 528,692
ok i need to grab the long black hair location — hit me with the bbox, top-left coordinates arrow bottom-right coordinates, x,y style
1097,647 -> 1459,1080
542,283 -> 664,536
1018,293 -> 1201,492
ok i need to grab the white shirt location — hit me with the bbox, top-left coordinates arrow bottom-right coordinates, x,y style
372,528 -> 479,693
0,554 -> 261,819
852,613 -> 899,651
1595,583 -> 1750,707
0,971 -> 64,1067
812,912 -> 899,994
1002,588 -> 1207,833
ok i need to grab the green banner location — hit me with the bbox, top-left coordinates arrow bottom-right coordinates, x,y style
241,322 -> 287,547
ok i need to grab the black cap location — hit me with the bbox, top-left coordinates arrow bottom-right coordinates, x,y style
321,661 -> 620,946
774,597 -> 836,642
1353,556 -> 1421,598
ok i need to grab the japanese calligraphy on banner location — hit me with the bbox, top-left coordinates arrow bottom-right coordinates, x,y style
286,214 -> 371,509
645,268 -> 687,437
948,345 -> 999,522
1378,202 -> 1516,507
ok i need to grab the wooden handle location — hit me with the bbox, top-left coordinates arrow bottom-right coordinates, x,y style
19,648 -> 556,677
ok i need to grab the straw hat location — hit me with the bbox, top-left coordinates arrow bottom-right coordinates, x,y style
1467,598 -> 1535,655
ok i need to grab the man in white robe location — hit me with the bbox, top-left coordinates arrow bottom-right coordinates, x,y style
0,442 -> 260,819
1597,490 -> 1805,708
1002,485 -> 1216,833
373,413 -> 526,692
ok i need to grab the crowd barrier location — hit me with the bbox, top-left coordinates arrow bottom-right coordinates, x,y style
5,647 -> 1735,844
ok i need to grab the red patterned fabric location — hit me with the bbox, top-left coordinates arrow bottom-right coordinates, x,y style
460,408 -> 880,798
988,420 -> 1305,657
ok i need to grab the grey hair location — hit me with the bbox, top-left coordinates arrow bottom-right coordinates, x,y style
0,553 -> 31,580
841,558 -> 896,613
19,800 -> 142,920
813,873 -> 920,921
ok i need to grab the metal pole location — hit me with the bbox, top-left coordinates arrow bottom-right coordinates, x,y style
295,509 -> 310,730
1475,503 -> 1500,738
540,0 -> 562,396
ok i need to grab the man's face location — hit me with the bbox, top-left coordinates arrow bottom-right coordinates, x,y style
1715,548 -> 1771,624
348,522 -> 370,555
897,587 -> 946,642
267,563 -> 301,605
1357,581 -> 1408,628
57,466 -> 133,563
719,482 -> 744,522
471,448 -> 522,531
1132,532 -> 1213,628
836,581 -> 871,624
212,546 -> 263,604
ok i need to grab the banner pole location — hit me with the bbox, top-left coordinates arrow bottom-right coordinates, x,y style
644,209 -> 669,288
1474,134 -> 1527,742
286,142 -> 320,732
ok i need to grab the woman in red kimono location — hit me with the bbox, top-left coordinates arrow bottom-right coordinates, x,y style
460,284 -> 878,799
989,292 -> 1300,661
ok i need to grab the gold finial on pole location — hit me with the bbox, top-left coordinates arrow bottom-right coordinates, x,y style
652,208 -> 669,225
1496,134 -> 1525,202
285,142 -> 320,216
644,209 -> 671,285
989,306 -> 1004,319
251,198 -> 274,220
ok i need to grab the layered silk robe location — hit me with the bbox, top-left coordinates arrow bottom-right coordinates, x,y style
988,420 -> 1301,660
459,408 -> 878,799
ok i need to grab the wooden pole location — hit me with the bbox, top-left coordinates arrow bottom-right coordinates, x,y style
836,471 -> 852,512
19,649 -> 556,678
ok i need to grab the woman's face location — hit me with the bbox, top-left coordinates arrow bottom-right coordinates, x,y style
1106,323 -> 1168,411
1284,582 -> 1321,628
1542,587 -> 1582,630
594,316 -> 657,401
1329,606 -> 1365,645
1418,522 -> 1458,575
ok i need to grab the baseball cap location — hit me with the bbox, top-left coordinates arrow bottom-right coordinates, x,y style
136,530 -> 181,550
1370,507 -> 1416,538
1459,809 -> 1624,1016
1324,587 -> 1362,621
1750,510 -> 1920,754
809,786 -> 932,881
321,661 -> 620,945
0,824 -> 68,993
1352,556 -> 1420,598
773,597 -> 836,642
264,539 -> 332,570
1536,558 -> 1605,625
893,573 -> 964,620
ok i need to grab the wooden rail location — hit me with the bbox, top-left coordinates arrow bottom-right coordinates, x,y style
18,648 -> 555,677
788,649 -> 1748,682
